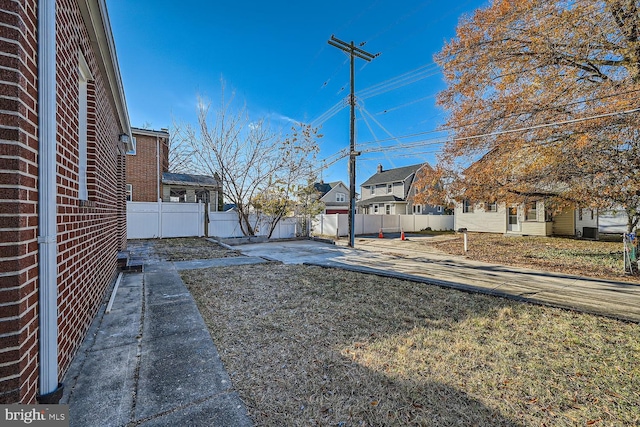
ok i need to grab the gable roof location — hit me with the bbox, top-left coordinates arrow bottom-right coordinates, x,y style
162,172 -> 220,187
361,163 -> 428,187
313,181 -> 346,197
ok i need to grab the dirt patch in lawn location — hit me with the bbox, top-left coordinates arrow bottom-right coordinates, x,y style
151,237 -> 240,261
182,264 -> 640,426
424,233 -> 637,282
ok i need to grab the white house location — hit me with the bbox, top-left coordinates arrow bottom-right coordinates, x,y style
313,181 -> 350,214
357,164 -> 444,215
454,200 -> 607,237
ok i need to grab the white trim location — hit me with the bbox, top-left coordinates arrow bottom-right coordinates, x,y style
77,0 -> 132,149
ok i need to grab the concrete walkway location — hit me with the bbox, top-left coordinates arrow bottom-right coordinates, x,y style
236,237 -> 640,323
61,241 -> 253,427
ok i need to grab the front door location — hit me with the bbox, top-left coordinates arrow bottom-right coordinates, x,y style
508,206 -> 520,232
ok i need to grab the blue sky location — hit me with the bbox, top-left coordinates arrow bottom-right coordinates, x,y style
107,0 -> 488,186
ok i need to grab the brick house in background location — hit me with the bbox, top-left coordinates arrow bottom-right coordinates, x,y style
0,0 -> 132,403
126,127 -> 170,202
126,128 -> 222,209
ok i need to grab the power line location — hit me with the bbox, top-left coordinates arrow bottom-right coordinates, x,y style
320,105 -> 640,165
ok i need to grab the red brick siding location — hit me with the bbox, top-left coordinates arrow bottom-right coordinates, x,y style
126,132 -> 169,202
54,0 -> 124,388
0,0 -> 40,404
0,0 -> 128,403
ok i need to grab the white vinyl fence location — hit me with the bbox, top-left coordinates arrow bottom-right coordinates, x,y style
208,211 -> 299,239
127,201 -> 206,239
313,213 -> 454,237
127,201 -> 300,239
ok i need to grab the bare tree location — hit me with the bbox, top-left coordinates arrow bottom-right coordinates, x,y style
175,87 -> 320,236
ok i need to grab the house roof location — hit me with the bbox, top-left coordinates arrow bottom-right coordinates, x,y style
313,181 -> 345,196
162,172 -> 220,187
356,195 -> 405,205
361,163 -> 428,187
131,127 -> 170,138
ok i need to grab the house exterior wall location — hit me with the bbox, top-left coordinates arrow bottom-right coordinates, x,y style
0,0 -> 40,404
553,209 -> 575,236
320,184 -> 349,214
575,208 -> 598,237
0,0 -> 129,403
520,221 -> 548,236
126,129 -> 169,202
455,203 -> 507,233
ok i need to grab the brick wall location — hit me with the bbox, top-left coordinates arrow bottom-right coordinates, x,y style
0,0 -> 40,404
0,0 -> 129,403
126,130 -> 169,202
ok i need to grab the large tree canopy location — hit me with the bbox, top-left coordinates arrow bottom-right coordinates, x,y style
429,0 -> 640,231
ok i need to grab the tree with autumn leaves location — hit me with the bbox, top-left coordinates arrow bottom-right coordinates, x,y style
414,0 -> 640,232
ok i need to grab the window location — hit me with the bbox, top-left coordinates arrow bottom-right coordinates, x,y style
370,186 -> 375,195
462,199 -> 473,213
526,202 -> 537,221
545,209 -> 553,222
126,184 -> 132,201
437,206 -> 443,213
485,201 -> 498,212
387,184 -> 392,193
170,188 -> 187,202
336,192 -> 346,202
413,204 -> 422,214
590,209 -> 594,220
385,204 -> 391,215
578,208 -> 583,221
78,53 -> 93,200
373,204 -> 379,213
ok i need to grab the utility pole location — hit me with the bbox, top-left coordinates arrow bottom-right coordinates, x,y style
327,35 -> 379,248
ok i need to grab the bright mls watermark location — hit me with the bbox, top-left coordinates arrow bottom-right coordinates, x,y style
1,405 -> 69,426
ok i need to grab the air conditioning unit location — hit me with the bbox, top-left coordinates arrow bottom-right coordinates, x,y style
582,227 -> 598,239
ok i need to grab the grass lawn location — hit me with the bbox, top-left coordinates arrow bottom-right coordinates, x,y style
178,256 -> 640,426
426,233 -> 636,283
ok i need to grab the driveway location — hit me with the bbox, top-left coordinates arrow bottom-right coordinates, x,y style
234,237 -> 640,323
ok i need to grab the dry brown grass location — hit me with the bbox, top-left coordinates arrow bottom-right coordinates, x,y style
425,233 -> 636,282
181,263 -> 640,427
151,237 -> 240,261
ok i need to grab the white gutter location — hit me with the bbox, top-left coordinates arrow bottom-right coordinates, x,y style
37,0 -> 61,400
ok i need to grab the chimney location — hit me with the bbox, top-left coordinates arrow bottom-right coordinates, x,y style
377,164 -> 383,173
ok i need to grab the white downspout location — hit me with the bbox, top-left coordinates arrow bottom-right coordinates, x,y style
156,136 -> 160,201
37,0 -> 61,400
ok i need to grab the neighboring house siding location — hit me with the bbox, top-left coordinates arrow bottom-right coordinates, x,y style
455,203 -> 507,233
0,0 -> 40,404
0,0 -> 129,403
553,209 -> 575,236
126,129 -> 169,202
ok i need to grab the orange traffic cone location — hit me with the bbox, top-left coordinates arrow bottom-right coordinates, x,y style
401,230 -> 405,241
378,228 -> 384,238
